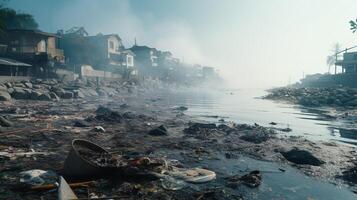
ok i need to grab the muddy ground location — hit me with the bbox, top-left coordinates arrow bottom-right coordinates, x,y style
0,87 -> 356,199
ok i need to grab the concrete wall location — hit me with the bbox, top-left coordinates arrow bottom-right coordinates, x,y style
80,65 -> 121,79
301,73 -> 357,88
0,76 -> 30,83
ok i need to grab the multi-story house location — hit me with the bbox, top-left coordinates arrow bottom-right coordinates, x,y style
0,29 -> 65,77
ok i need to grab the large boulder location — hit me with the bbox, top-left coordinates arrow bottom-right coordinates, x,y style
38,93 -> 52,101
11,88 -> 30,99
52,87 -> 65,97
73,90 -> 85,98
61,91 -> 74,99
0,116 -> 13,127
4,82 -> 12,88
346,99 -> 357,107
0,84 -> 7,91
281,149 -> 324,166
96,88 -> 107,96
0,91 -> 11,101
7,88 -> 14,94
148,125 -> 168,136
23,82 -> 33,89
29,91 -> 41,100
49,92 -> 60,101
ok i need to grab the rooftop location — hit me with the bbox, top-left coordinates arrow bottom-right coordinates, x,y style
0,57 -> 32,67
7,29 -> 60,38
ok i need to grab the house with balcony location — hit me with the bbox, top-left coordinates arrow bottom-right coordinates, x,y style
60,33 -> 136,79
129,45 -> 159,77
335,51 -> 357,73
0,29 -> 65,77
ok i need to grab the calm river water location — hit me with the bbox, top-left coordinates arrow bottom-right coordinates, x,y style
152,87 -> 357,199
159,88 -> 357,146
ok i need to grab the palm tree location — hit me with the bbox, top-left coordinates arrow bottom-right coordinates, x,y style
350,19 -> 357,33
326,43 -> 342,74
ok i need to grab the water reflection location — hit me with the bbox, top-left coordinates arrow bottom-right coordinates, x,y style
158,88 -> 357,146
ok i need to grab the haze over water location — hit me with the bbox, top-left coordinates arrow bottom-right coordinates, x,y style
158,88 -> 357,146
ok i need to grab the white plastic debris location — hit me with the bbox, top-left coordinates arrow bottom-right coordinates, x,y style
19,169 -> 57,186
167,167 -> 216,183
93,126 -> 105,132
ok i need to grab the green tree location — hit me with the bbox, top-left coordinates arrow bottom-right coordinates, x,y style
0,1 -> 38,33
59,27 -> 102,68
350,19 -> 357,33
326,43 -> 342,74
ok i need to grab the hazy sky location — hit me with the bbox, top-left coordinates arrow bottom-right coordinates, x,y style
7,0 -> 357,88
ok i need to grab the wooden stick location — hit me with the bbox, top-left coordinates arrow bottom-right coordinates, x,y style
31,181 -> 94,191
70,196 -> 129,200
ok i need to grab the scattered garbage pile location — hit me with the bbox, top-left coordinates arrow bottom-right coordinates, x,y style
2,139 -> 220,199
184,122 -> 276,144
226,170 -> 262,188
0,82 -> 355,199
264,87 -> 357,107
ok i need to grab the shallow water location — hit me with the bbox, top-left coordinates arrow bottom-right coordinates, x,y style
156,150 -> 357,200
158,88 -> 357,146
151,88 -> 357,198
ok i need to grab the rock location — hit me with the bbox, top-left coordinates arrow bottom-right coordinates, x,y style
280,127 -> 292,132
11,88 -> 30,99
173,106 -> 188,111
61,91 -> 74,99
49,92 -> 60,101
74,120 -> 91,127
340,166 -> 357,184
94,106 -> 123,122
269,122 -> 277,125
23,82 -> 33,89
96,88 -> 107,96
239,170 -> 262,188
7,88 -> 14,94
281,149 -> 324,166
29,91 -> 41,100
38,93 -> 52,101
53,87 -> 65,97
13,83 -> 25,88
120,103 -> 129,109
0,84 -> 7,91
73,90 -> 85,98
0,91 -> 11,101
86,88 -> 98,96
184,123 -> 217,135
346,99 -> 357,107
123,112 -> 136,119
93,126 -> 105,132
0,116 -> 13,127
4,82 -> 12,88
148,125 -> 168,136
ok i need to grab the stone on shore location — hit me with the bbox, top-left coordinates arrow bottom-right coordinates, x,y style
0,116 -> 13,127
0,91 -> 11,101
281,149 -> 324,166
148,125 -> 168,136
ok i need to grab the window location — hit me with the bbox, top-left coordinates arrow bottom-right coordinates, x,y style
10,40 -> 19,45
127,56 -> 133,66
353,54 -> 357,60
109,41 -> 114,50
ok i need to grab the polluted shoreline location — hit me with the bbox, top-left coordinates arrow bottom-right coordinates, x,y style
0,79 -> 356,199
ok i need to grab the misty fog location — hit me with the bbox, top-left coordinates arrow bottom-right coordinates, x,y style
8,0 -> 357,88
